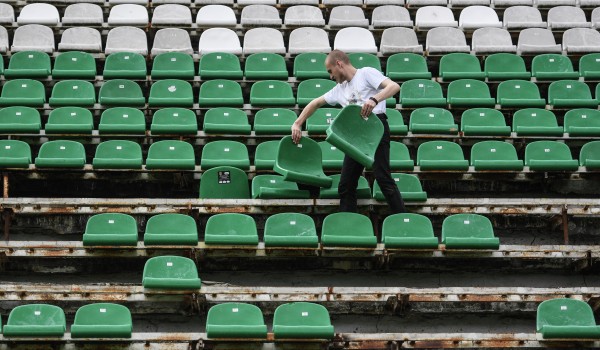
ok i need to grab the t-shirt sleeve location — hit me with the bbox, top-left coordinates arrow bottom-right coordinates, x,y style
363,67 -> 387,90
323,84 -> 340,106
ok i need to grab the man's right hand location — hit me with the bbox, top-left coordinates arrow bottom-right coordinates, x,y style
291,122 -> 302,144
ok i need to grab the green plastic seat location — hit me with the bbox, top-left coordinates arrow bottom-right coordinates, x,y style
199,166 -> 250,199
580,141 -> 600,169
71,303 -> 132,338
35,140 -> 85,168
307,108 -> 340,135
244,53 -> 288,79
3,304 -> 65,337
439,53 -> 485,81
564,109 -> 600,136
386,108 -> 408,135
322,212 -> 376,247
144,213 -> 198,245
409,107 -> 458,134
49,80 -> 96,107
512,108 -> 563,136
325,105 -> 383,168
399,79 -> 446,107
548,80 -> 598,108
0,106 -> 41,133
525,141 -> 579,171
537,298 -> 600,339
98,107 -> 146,135
251,174 -> 311,199
146,140 -> 195,170
4,51 -> 51,78
417,141 -> 469,171
201,140 -> 249,170
205,213 -> 258,245
274,136 -> 332,188
442,213 -> 500,249
579,53 -> 600,80
99,80 -> 146,107
297,79 -> 336,107
470,141 -> 523,171
148,79 -> 193,107
496,80 -> 546,108
382,213 -> 438,249
198,52 -> 243,79
460,108 -> 510,136
92,140 -> 143,170
386,53 -> 431,80
264,213 -> 318,247
293,53 -> 329,79
253,108 -> 297,135
273,302 -> 334,339
365,141 -> 414,171
82,213 -> 138,246
150,108 -> 197,135
52,51 -> 97,79
372,173 -> 427,202
142,256 -> 201,289
349,53 -> 381,71
531,54 -> 579,80
103,52 -> 147,79
250,80 -> 296,106
203,107 -> 251,134
198,80 -> 244,107
319,141 -> 344,170
0,140 -> 31,168
0,79 -> 46,107
151,52 -> 195,79
484,53 -> 530,80
447,79 -> 495,107
45,107 -> 93,134
254,140 -> 278,170
206,303 -> 267,339
318,174 -> 371,199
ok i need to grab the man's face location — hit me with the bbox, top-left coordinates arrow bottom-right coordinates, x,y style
325,58 -> 343,83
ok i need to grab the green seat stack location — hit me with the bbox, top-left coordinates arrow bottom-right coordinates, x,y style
204,213 -> 258,245
144,213 -> 198,245
382,213 -> 438,249
71,303 -> 132,338
273,302 -> 334,339
3,304 -> 66,337
142,256 -> 201,289
264,213 -> 318,247
83,213 -> 138,246
321,212 -> 377,248
206,303 -> 267,338
442,213 -> 500,249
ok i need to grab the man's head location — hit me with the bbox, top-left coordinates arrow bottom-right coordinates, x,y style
325,50 -> 354,83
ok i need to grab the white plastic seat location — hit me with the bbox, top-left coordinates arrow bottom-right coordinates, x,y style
415,6 -> 458,29
279,0 -> 318,5
198,27 -> 242,55
151,28 -> 194,56
237,0 -> 277,5
333,27 -> 377,53
288,27 -> 331,54
426,27 -> 470,54
109,0 -> 149,4
195,0 -> 233,4
196,5 -> 237,26
17,3 -> 59,25
492,0 -> 532,5
153,0 -> 192,3
459,6 -> 502,29
0,26 -> 9,53
535,0 -> 576,6
472,27 -> 516,53
407,0 -> 448,5
62,4 -> 103,25
503,6 -> 546,29
108,4 -> 149,25
152,4 -> 192,25
547,6 -> 591,29
284,6 -> 325,26
323,0 -> 363,5
0,4 -> 14,24
593,8 -> 600,29
64,0 -> 105,3
517,28 -> 561,55
11,24 -> 54,53
328,6 -> 368,28
380,27 -> 423,54
562,28 -> 600,53
58,27 -> 102,52
580,0 -> 600,6
105,26 -> 148,55
450,0 -> 490,5
372,6 -> 412,28
241,5 -> 282,26
365,0 -> 404,4
243,27 -> 286,54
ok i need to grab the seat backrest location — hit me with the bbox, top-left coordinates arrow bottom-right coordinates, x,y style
146,213 -> 196,235
348,53 -> 381,71
401,79 -> 444,100
105,26 -> 147,55
461,108 -> 507,130
276,135 -> 325,175
517,28 -> 561,54
207,303 -> 266,326
288,27 -> 331,54
417,141 -> 465,162
0,140 -> 31,164
532,54 -> 576,76
537,299 -> 597,331
7,51 -> 51,73
243,27 -> 286,55
264,212 -> 316,237
564,108 -> 600,132
63,3 -> 103,24
333,27 -> 377,53
73,303 -> 131,326
484,53 -> 528,77
0,3 -> 14,24
497,79 -> 542,99
471,27 -> 516,53
7,304 -> 66,328
580,141 -> 600,166
547,6 -> 587,27
151,28 -> 193,56
17,3 -> 60,25
108,4 -> 148,24
442,213 -> 495,239
199,166 -> 250,199
549,80 -> 593,100
147,140 -> 194,160
297,79 -> 336,105
152,4 -> 192,25
382,213 -> 434,239
525,141 -> 574,164
284,5 -> 325,26
503,6 -> 544,28
380,27 -> 423,54
85,213 -> 137,235
98,79 -> 145,106
322,212 -> 373,237
410,107 -> 455,126
53,51 -> 97,78
95,140 -> 142,162
143,255 -> 198,278
201,140 -> 249,167
386,53 -> 428,76
196,4 -> 237,25
447,79 -> 491,98
459,5 -> 501,28
470,140 -> 519,163
205,213 -> 256,236
99,107 -> 146,130
329,5 -> 368,26
513,108 -> 558,128
12,24 -> 55,53
273,302 -> 332,327
562,28 -> 600,52
439,53 -> 482,77
426,27 -> 469,53
372,5 -> 411,27
416,6 -> 456,27
241,4 -> 281,25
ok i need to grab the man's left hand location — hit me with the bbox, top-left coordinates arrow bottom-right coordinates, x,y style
361,99 -> 376,118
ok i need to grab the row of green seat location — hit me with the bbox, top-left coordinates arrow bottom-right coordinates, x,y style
85,212 -> 498,249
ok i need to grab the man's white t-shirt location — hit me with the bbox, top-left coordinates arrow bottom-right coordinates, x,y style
323,67 -> 387,115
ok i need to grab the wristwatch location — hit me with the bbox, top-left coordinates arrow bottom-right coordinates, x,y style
369,97 -> 379,104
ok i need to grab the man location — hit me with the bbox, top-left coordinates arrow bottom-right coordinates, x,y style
291,50 -> 406,213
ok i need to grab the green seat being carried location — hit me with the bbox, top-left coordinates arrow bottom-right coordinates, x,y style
524,141 -> 579,171
0,106 -> 41,133
254,140 -> 278,170
142,256 -> 201,289
580,141 -> 600,169
198,52 -> 243,79
35,140 -> 86,168
204,213 -> 258,245
372,173 -> 427,202
460,108 -> 510,136
537,298 -> 600,339
98,107 -> 146,135
439,53 -> 485,81
199,166 -> 250,199
151,52 -> 195,79
98,80 -> 146,107
145,140 -> 196,170
0,140 -> 31,168
264,213 -> 318,247
150,108 -> 198,135
273,302 -> 334,339
496,80 -> 546,108
3,304 -> 66,337
144,213 -> 198,245
0,79 -> 46,107
52,51 -> 97,79
293,53 -> 328,79
198,80 -> 244,107
45,107 -> 93,134
103,52 -> 147,79
5,51 -> 51,78
409,107 -> 458,134
82,213 -> 138,246
203,107 -> 251,135
399,79 -> 446,107
447,79 -> 495,107
470,141 -> 523,171
92,140 -> 143,170
206,303 -> 267,339
512,108 -> 563,136
244,53 -> 288,79
253,108 -> 297,135
318,174 -> 371,199
442,213 -> 500,249
274,136 -> 332,188
321,212 -> 376,248
297,79 -> 336,107
148,79 -> 194,107
49,80 -> 96,107
71,303 -> 132,338
382,213 -> 438,249
307,108 -> 340,135
484,53 -> 530,80
563,108 -> 600,136
386,53 -> 431,80
417,141 -> 469,171
250,80 -> 296,106
251,174 -> 310,199
201,140 -> 250,170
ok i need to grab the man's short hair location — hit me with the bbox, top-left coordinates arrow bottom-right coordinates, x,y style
327,50 -> 350,64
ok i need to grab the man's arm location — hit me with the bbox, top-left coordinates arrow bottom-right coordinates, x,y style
291,96 -> 326,144
360,78 -> 400,117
